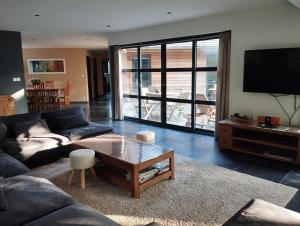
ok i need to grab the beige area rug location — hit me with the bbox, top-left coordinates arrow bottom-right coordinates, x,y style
31,155 -> 298,226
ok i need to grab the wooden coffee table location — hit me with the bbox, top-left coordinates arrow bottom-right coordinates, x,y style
73,133 -> 175,198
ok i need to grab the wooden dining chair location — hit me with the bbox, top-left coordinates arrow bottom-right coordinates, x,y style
60,81 -> 71,108
45,81 -> 54,89
0,96 -> 16,116
33,82 -> 44,89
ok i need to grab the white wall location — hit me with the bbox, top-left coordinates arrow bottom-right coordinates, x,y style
109,2 -> 300,126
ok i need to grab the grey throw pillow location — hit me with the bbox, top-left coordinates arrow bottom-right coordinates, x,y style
0,123 -> 7,144
13,119 -> 51,140
0,179 -> 8,211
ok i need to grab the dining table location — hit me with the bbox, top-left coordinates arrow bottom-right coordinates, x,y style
26,88 -> 61,112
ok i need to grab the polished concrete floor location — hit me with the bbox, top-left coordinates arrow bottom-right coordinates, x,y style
72,95 -> 300,211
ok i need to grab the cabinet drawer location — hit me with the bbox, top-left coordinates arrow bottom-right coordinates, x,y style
219,126 -> 232,135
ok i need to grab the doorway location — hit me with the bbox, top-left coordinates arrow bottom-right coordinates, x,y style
86,56 -> 93,101
86,56 -> 100,100
102,59 -> 110,94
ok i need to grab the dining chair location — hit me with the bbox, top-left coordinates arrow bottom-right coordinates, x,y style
60,81 -> 72,108
45,81 -> 54,89
33,82 -> 44,89
193,94 -> 216,128
167,91 -> 191,122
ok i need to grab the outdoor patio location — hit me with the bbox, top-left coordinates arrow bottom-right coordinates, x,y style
121,39 -> 218,133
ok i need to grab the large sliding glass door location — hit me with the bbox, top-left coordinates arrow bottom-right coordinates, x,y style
120,35 -> 219,134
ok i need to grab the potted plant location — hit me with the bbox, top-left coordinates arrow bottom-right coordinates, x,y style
30,78 -> 41,85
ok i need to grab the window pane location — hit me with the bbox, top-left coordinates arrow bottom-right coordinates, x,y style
121,48 -> 138,70
122,72 -> 138,95
141,45 -> 161,69
167,42 -> 193,68
141,72 -> 161,97
195,104 -> 215,131
197,39 -> 219,67
167,72 -> 192,99
141,100 -> 161,122
123,97 -> 139,118
166,102 -> 191,127
196,72 -> 217,101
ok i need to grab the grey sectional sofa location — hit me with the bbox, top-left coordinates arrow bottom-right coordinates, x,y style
0,106 -> 113,168
0,152 -> 120,226
223,199 -> 300,225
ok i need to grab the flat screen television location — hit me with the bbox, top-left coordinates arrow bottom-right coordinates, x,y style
243,48 -> 300,94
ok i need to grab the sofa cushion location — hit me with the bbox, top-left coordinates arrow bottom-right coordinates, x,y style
58,122 -> 113,141
56,114 -> 89,131
13,119 -> 51,140
0,140 -> 23,161
0,152 -> 30,178
0,112 -> 41,139
0,185 -> 8,211
0,175 -> 74,226
24,144 -> 73,169
24,203 -> 121,226
223,199 -> 300,226
0,123 -> 7,144
16,133 -> 70,161
42,106 -> 86,132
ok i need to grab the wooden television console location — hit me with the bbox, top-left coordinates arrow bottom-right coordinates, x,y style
218,119 -> 300,164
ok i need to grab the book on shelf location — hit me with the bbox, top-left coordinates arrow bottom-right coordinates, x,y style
125,160 -> 170,183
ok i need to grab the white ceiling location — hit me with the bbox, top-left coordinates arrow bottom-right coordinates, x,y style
0,0 -> 285,49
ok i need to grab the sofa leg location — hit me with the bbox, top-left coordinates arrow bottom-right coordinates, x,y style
69,170 -> 74,185
81,169 -> 85,189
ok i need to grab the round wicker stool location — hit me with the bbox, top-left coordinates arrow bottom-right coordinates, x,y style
69,149 -> 96,189
136,131 -> 155,144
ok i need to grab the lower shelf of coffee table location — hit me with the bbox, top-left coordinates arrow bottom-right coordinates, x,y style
95,164 -> 172,192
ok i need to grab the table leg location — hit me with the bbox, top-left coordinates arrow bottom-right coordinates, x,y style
169,152 -> 175,180
131,165 -> 140,198
81,169 -> 85,189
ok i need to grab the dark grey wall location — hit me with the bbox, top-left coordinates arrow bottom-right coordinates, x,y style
0,30 -> 27,113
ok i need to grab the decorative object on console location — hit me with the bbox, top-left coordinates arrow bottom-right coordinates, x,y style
230,113 -> 252,124
257,116 -> 281,128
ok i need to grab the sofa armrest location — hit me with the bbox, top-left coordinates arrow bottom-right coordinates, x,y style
0,152 -> 30,178
223,199 -> 300,226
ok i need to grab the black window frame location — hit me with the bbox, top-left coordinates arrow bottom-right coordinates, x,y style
111,31 -> 225,135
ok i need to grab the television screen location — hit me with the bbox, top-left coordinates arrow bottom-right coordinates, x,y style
243,48 -> 300,94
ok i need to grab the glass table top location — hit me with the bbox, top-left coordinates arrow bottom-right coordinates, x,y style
74,134 -> 172,165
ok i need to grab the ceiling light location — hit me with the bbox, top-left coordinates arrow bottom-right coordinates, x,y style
167,11 -> 172,15
106,25 -> 111,28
